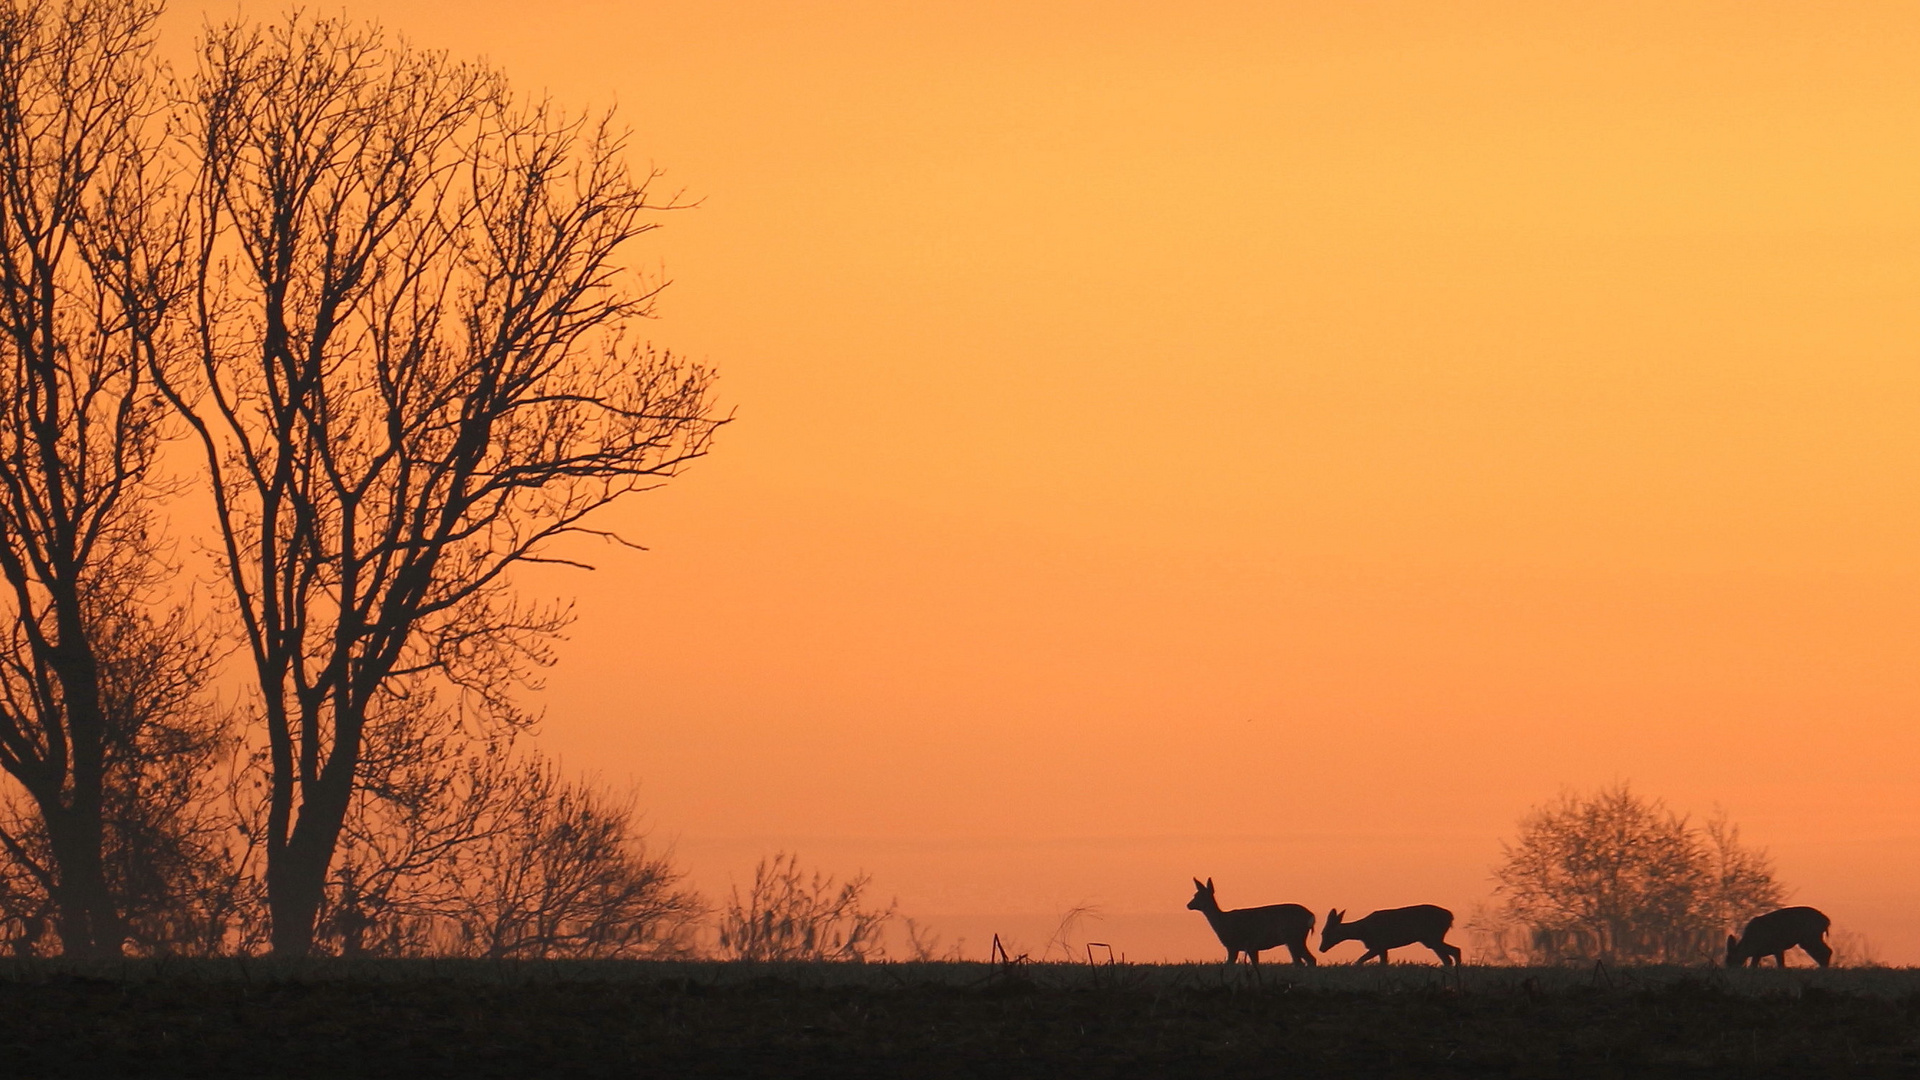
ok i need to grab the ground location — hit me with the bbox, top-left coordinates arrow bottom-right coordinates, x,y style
1,960 -> 1916,1077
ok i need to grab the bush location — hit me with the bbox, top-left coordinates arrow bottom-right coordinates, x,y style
1488,783 -> 1782,964
716,853 -> 895,962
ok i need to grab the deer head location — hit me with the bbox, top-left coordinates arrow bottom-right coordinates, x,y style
1319,908 -> 1347,952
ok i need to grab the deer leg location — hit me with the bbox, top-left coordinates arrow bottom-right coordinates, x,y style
1227,948 -> 1240,965
1248,950 -> 1261,968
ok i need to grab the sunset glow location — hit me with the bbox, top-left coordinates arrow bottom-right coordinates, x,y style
168,1 -> 1920,962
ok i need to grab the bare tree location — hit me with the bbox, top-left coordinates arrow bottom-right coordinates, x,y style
311,688 -> 519,957
308,696 -> 701,960
0,583 -> 245,958
428,756 -> 702,959
1490,784 -> 1783,964
0,796 -> 55,954
170,15 -> 721,955
88,588 -> 243,955
717,853 -> 896,962
0,0 -> 195,958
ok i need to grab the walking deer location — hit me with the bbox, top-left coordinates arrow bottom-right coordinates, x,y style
1186,878 -> 1317,967
1727,906 -> 1832,968
1319,905 -> 1461,966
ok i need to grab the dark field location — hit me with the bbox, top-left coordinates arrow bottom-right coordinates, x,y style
4,960 -> 1919,1078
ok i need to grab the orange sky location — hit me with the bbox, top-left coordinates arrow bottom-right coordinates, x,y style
172,1 -> 1920,962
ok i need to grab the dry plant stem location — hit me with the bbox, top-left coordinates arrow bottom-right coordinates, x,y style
0,0 -> 189,959
717,853 -> 897,962
168,14 -> 721,956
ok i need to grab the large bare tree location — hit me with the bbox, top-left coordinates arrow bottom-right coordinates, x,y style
171,15 -> 721,955
0,0 -> 190,958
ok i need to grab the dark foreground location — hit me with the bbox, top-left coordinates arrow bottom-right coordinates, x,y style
2,960 -> 1918,1078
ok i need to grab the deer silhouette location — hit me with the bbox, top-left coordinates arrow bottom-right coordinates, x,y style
1320,905 -> 1461,966
1727,906 -> 1832,968
1186,878 -> 1317,967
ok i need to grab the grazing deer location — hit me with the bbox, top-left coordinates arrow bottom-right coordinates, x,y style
1319,905 -> 1461,966
1186,878 -> 1317,967
1727,906 -> 1832,968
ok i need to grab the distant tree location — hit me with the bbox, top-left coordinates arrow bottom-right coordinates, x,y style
312,698 -> 702,959
1489,783 -> 1783,964
312,693 -> 515,957
430,756 -> 702,959
169,13 -> 722,956
717,853 -> 896,962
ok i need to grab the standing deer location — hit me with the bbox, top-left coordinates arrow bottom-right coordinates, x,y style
1186,878 -> 1317,967
1319,905 -> 1461,966
1727,906 -> 1832,968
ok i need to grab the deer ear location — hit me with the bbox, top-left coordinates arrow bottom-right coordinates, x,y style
1206,877 -> 1214,889
1193,878 -> 1204,889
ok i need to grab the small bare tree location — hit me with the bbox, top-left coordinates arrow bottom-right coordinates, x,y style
716,853 -> 896,962
0,797 -> 55,954
312,697 -> 701,960
0,560 -> 243,958
431,757 -> 702,959
0,0 -> 198,958
1490,784 -> 1783,964
170,14 -> 721,955
313,689 -> 518,957
88,592 -> 243,955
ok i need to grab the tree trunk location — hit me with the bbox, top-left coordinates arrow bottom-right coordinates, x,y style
38,804 -> 121,959
266,768 -> 356,957
266,850 -> 326,957
52,602 -> 125,958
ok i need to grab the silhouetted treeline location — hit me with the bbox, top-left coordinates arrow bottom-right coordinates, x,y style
0,0 -> 720,958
